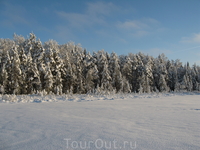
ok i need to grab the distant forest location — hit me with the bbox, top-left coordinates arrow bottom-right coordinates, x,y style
0,33 -> 200,95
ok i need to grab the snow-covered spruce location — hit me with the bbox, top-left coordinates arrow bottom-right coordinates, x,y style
0,33 -> 200,95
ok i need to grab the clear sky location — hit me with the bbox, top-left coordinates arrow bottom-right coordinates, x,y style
0,0 -> 200,65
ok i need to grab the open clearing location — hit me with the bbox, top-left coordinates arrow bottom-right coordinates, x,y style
0,93 -> 200,150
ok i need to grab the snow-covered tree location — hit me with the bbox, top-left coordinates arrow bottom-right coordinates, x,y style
121,77 -> 131,93
134,54 -> 145,92
192,64 -> 200,91
62,53 -> 74,93
1,33 -> 200,95
95,50 -> 113,92
44,40 -> 64,94
158,74 -> 169,92
7,45 -> 22,94
101,63 -> 113,92
153,54 -> 169,92
85,65 -> 99,93
43,62 -> 54,94
0,64 -> 8,94
0,49 -> 10,94
167,60 -> 176,91
73,47 -> 85,94
83,52 -> 99,93
121,56 -> 132,90
109,52 -> 123,92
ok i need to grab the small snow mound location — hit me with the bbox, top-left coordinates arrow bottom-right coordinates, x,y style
33,99 -> 42,103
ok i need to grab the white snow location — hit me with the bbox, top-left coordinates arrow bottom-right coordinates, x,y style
0,93 -> 200,150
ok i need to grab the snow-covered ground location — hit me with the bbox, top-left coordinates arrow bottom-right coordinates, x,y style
0,93 -> 200,150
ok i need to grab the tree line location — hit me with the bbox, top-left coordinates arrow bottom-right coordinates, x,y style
0,33 -> 200,95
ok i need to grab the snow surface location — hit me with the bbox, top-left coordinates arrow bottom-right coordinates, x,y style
0,93 -> 200,150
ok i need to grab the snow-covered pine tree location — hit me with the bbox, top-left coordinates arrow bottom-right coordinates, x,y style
14,37 -> 39,94
73,46 -> 85,94
135,54 -> 152,93
7,45 -> 22,94
109,52 -> 123,92
121,77 -> 131,93
43,62 -> 54,94
54,71 -> 62,95
192,64 -> 200,91
18,47 -> 29,94
62,53 -> 74,94
143,55 -> 154,93
128,53 -> 138,92
95,50 -> 113,92
158,74 -> 169,92
0,39 -> 14,56
22,33 -> 45,92
0,39 -> 14,93
95,51 -> 110,92
153,54 -> 169,92
121,56 -> 133,91
30,34 -> 44,65
58,42 -> 77,93
85,65 -> 99,93
135,54 -> 145,92
182,63 -> 193,91
83,52 -> 99,93
13,33 -> 25,45
175,59 -> 184,82
96,50 -> 107,84
44,40 -> 64,94
101,62 -> 113,92
0,64 -> 8,94
0,48 -> 10,94
27,62 -> 41,94
167,60 -> 175,91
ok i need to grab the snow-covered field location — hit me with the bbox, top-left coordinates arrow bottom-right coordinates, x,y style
0,93 -> 200,150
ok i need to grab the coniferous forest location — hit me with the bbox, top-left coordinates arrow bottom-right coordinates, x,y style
0,33 -> 200,95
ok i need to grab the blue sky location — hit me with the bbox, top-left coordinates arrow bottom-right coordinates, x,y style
0,0 -> 200,65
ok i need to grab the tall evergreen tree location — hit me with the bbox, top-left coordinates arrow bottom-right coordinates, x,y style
109,52 -> 123,92
7,45 -> 22,94
44,40 -> 64,94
